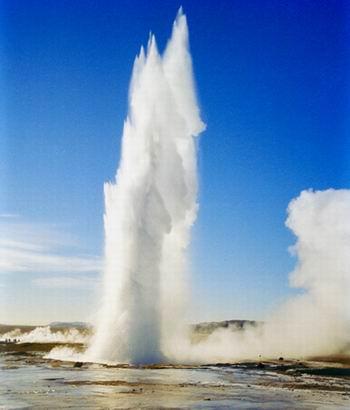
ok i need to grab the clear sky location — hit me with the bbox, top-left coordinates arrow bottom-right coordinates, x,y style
1,0 -> 349,325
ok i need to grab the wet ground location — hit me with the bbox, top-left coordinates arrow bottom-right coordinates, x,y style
1,343 -> 350,409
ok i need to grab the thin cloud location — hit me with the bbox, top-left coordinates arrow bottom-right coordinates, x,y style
0,219 -> 102,274
32,276 -> 99,289
0,213 -> 20,219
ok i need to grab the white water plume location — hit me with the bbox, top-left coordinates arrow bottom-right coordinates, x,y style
85,9 -> 205,364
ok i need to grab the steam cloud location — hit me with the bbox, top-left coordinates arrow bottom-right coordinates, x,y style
175,189 -> 350,362
0,326 -> 89,344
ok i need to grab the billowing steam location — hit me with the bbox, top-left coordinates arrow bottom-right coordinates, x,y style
0,326 -> 89,344
174,189 -> 350,362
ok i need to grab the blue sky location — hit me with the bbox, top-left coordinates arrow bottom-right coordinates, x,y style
1,0 -> 349,324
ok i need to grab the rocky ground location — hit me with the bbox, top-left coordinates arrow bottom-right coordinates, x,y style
1,339 -> 350,409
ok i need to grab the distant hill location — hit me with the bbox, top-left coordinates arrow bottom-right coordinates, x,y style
0,324 -> 36,334
192,319 -> 257,333
1,319 -> 257,338
49,322 -> 90,329
191,320 -> 258,343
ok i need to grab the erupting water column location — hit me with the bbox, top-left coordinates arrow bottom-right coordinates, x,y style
86,10 -> 205,364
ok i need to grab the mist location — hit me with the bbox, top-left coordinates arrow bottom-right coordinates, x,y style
173,189 -> 350,363
0,326 -> 89,344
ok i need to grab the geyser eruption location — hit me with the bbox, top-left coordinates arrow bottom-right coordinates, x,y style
73,11 -> 348,367
86,10 -> 205,364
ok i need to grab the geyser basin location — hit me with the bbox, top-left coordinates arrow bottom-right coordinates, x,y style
86,9 -> 205,364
